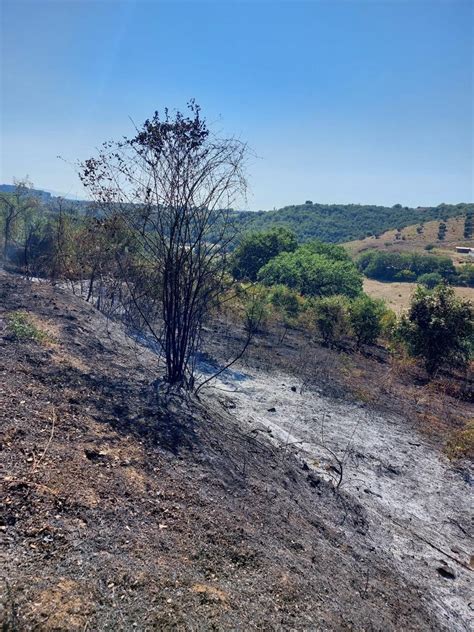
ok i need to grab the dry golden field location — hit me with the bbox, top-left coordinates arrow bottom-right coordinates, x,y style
363,278 -> 474,313
345,216 -> 474,265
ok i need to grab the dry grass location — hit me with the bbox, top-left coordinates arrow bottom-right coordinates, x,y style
345,215 -> 474,265
446,419 -> 474,460
363,278 -> 474,313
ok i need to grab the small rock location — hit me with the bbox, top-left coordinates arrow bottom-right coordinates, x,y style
267,407 -> 276,413
437,566 -> 455,580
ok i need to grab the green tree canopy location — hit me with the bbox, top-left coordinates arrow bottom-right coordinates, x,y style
231,227 -> 298,281
397,285 -> 473,377
417,272 -> 443,289
300,240 -> 351,262
258,246 -> 362,298
357,250 -> 456,283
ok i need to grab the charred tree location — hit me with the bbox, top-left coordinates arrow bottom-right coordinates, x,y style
80,102 -> 248,388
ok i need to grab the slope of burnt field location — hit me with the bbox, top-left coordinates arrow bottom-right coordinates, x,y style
0,273 -> 444,630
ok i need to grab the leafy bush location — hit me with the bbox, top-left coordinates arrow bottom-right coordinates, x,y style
242,287 -> 270,334
394,269 -> 417,282
231,227 -> 297,281
418,272 -> 443,289
397,285 -> 473,377
268,285 -> 302,322
424,244 -> 435,251
259,246 -> 362,298
301,240 -> 352,262
457,264 -> 474,288
379,309 -> 398,340
357,250 -> 456,283
348,294 -> 387,346
313,296 -> 350,346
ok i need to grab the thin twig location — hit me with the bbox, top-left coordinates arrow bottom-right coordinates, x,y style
32,408 -> 56,473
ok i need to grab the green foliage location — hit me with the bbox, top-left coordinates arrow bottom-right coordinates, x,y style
228,201 -> 471,245
397,285 -> 473,377
6,311 -> 46,342
259,245 -> 362,298
418,272 -> 443,289
0,182 -> 39,260
394,269 -> 417,282
268,285 -> 302,321
424,244 -> 435,251
231,227 -> 297,281
437,222 -> 447,241
242,286 -> 270,334
313,296 -> 350,346
301,240 -> 351,262
357,250 -> 456,283
457,264 -> 474,288
464,211 -> 473,239
379,309 -> 398,340
348,294 -> 387,346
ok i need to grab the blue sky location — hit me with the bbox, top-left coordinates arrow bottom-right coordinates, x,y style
1,0 -> 472,209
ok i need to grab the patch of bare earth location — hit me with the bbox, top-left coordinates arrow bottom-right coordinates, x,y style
0,272 -> 469,630
362,278 -> 474,314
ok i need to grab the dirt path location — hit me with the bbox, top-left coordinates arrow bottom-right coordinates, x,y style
204,366 -> 473,631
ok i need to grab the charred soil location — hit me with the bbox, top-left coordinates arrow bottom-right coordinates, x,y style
0,273 -> 469,630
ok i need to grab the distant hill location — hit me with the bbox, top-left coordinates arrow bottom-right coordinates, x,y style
0,184 -> 91,213
0,184 -> 53,202
231,202 -> 473,244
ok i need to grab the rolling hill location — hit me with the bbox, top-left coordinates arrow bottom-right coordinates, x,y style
231,201 -> 473,244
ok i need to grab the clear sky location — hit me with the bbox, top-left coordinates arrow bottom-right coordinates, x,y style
1,0 -> 473,209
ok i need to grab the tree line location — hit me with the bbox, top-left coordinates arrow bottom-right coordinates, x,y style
357,250 -> 474,287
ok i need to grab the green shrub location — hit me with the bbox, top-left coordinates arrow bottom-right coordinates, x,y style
231,227 -> 297,281
397,285 -> 473,377
6,311 -> 46,342
259,246 -> 362,298
424,244 -> 435,251
242,287 -> 270,334
268,285 -> 301,321
418,272 -> 443,289
394,269 -> 417,282
313,296 -> 350,347
348,294 -> 387,347
379,309 -> 398,340
457,264 -> 474,288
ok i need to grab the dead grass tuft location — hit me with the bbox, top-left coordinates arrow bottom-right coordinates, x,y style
446,419 -> 474,460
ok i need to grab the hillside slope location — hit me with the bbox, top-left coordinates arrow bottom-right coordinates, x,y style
231,202 -> 471,244
0,273 -> 468,630
345,215 -> 474,263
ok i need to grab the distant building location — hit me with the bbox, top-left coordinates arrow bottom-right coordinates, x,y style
456,246 -> 474,256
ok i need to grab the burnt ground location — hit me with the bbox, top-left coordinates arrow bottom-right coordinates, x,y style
0,271 -> 469,630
